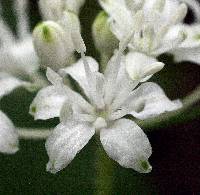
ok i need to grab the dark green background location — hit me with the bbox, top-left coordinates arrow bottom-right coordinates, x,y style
0,0 -> 200,194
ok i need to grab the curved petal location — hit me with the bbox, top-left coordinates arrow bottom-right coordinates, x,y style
0,111 -> 19,154
180,0 -> 200,22
170,24 -> 200,64
59,57 -> 99,96
0,73 -> 29,99
173,46 -> 200,64
45,121 -> 95,173
124,82 -> 182,119
100,119 -> 152,173
29,86 -> 67,120
125,52 -> 164,82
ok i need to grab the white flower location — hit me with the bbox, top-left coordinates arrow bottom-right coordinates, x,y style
0,0 -> 46,97
0,111 -> 19,154
39,0 -> 85,21
31,35 -> 182,174
99,0 -> 188,57
169,24 -> 200,65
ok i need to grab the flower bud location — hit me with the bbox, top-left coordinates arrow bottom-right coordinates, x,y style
92,11 -> 118,56
0,111 -> 19,154
33,21 -> 74,71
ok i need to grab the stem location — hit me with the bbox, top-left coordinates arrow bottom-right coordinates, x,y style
94,135 -> 114,195
17,128 -> 52,140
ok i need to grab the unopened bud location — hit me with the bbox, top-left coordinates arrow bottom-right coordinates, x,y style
33,21 -> 74,71
92,11 -> 118,56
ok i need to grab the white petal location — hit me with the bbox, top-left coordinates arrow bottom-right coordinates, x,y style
180,0 -> 200,22
60,11 -> 86,53
143,0 -> 180,22
0,73 -> 29,99
39,0 -> 66,21
46,121 -> 95,173
173,47 -> 200,64
0,111 -> 19,154
99,0 -> 133,40
65,0 -> 85,14
100,119 -> 152,173
60,100 -> 95,123
125,82 -> 183,119
0,37 -> 39,77
170,24 -> 200,64
77,54 -> 105,109
46,68 -> 94,115
59,57 -> 99,96
29,86 -> 67,120
125,52 -> 164,81
154,25 -> 187,55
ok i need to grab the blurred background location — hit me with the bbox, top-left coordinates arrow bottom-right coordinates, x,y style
0,0 -> 200,194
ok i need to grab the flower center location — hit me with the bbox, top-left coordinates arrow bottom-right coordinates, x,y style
93,108 -> 108,131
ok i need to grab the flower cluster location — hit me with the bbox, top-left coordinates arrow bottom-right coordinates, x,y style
0,0 -> 200,174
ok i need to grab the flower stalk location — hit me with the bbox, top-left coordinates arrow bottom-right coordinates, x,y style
94,135 -> 115,195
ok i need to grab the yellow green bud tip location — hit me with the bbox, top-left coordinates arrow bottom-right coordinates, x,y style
42,25 -> 53,43
35,23 -> 54,43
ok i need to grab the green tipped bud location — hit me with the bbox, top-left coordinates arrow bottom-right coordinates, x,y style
92,11 -> 118,56
33,21 -> 74,71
